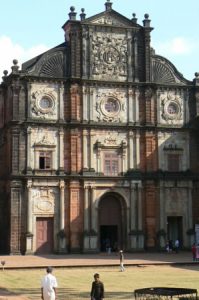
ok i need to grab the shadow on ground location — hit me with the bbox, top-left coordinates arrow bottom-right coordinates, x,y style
3,288 -> 134,300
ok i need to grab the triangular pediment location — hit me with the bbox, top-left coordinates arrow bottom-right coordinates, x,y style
84,10 -> 138,28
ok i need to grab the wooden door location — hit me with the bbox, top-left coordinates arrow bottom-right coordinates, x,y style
36,217 -> 54,254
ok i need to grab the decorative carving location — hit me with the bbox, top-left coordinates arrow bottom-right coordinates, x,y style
104,132 -> 118,146
33,188 -> 55,214
152,56 -> 189,85
145,87 -> 153,99
34,134 -> 55,146
39,52 -> 64,78
95,90 -> 126,122
31,88 -> 56,119
90,14 -> 131,27
160,92 -> 183,123
91,33 -> 127,80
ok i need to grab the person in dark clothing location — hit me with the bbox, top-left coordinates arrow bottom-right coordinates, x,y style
90,273 -> 104,300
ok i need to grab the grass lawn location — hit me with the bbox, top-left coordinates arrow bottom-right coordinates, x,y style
0,265 -> 199,300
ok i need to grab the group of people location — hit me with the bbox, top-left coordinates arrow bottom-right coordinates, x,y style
165,239 -> 180,253
41,250 -> 125,300
41,268 -> 105,300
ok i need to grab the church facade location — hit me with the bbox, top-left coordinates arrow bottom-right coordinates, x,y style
0,1 -> 199,254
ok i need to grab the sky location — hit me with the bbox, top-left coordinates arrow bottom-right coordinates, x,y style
0,0 -> 199,81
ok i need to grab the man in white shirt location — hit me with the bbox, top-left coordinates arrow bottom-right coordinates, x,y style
41,266 -> 58,300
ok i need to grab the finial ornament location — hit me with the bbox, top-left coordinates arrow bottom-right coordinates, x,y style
105,0 -> 112,11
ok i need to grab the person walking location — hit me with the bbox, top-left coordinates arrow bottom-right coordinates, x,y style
41,266 -> 58,300
90,273 -> 104,300
174,239 -> 180,253
119,250 -> 125,272
192,243 -> 196,261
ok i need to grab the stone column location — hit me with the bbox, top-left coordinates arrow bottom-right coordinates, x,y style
26,180 -> 33,254
137,182 -> 144,249
82,28 -> 88,79
122,143 -> 127,174
187,182 -> 193,229
27,83 -> 32,119
90,130 -> 95,170
10,181 -> 22,255
83,87 -> 88,122
129,131 -> 134,169
58,180 -> 67,253
127,29 -> 132,82
134,36 -> 139,82
84,186 -> 89,232
59,128 -> 64,174
89,88 -> 94,122
83,130 -> 88,170
129,181 -> 138,250
130,182 -> 137,231
135,88 -> 139,123
90,186 -> 98,250
60,180 -> 65,230
59,82 -> 64,121
128,89 -> 134,123
137,182 -> 142,231
135,131 -> 140,168
159,182 -> 165,230
26,127 -> 32,174
158,182 -> 167,248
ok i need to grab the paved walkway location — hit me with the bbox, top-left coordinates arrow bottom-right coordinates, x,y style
0,251 -> 196,300
0,251 -> 194,269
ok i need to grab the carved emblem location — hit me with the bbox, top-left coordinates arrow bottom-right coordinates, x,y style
104,132 -> 118,146
91,33 -> 127,80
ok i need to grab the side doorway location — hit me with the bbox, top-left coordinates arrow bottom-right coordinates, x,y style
36,217 -> 54,254
167,216 -> 183,248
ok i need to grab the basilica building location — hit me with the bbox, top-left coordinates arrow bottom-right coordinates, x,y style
0,1 -> 199,254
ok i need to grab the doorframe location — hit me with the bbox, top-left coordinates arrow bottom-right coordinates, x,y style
97,192 -> 127,251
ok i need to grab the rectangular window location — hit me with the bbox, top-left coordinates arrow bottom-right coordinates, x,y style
168,154 -> 180,171
104,152 -> 119,176
39,152 -> 51,169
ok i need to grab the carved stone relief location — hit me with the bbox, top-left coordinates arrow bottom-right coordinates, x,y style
30,84 -> 58,120
32,187 -> 57,214
32,128 -> 56,146
94,89 -> 127,122
91,32 -> 127,81
95,131 -> 126,146
90,15 -> 130,27
159,91 -> 183,125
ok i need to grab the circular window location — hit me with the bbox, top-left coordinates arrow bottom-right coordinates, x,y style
167,102 -> 179,115
104,98 -> 120,113
39,97 -> 53,109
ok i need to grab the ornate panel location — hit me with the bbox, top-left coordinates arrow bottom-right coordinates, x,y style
30,127 -> 58,170
30,84 -> 58,120
158,90 -> 184,125
94,88 -> 127,123
91,32 -> 128,81
32,187 -> 58,214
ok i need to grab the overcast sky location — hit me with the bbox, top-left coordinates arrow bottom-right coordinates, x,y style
0,0 -> 199,81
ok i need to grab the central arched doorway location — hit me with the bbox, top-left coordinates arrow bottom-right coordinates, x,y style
98,193 -> 126,252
